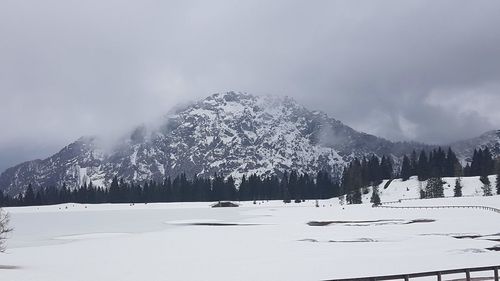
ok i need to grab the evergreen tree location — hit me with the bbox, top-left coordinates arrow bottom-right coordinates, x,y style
417,150 -> 429,181
281,172 -> 291,203
370,184 -> 381,205
224,176 -> 237,201
480,175 -> 492,196
341,158 -> 363,195
481,148 -> 495,176
496,169 -> 500,195
423,177 -> 444,198
380,156 -> 393,180
420,188 -> 426,199
410,150 -> 418,176
288,171 -> 299,202
268,175 -> 281,200
238,175 -> 249,201
211,173 -> 225,201
347,188 -> 362,204
0,190 -> 5,207
248,173 -> 262,200
108,176 -> 120,203
454,177 -> 462,197
23,184 -> 35,206
316,171 -> 337,199
445,147 -> 462,177
470,148 -> 495,177
463,163 -> 472,177
470,149 -> 481,176
366,155 -> 381,184
400,155 -> 412,181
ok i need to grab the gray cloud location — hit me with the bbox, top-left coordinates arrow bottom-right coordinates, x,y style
1,0 -> 500,171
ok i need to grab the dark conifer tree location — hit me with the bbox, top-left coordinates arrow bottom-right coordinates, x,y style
454,177 -> 462,197
248,173 -> 261,200
0,190 -> 5,207
281,172 -> 291,203
410,150 -> 418,176
316,171 -> 334,199
429,147 -> 446,178
481,147 -> 495,176
480,175 -> 492,196
288,171 -> 299,201
238,175 -> 249,201
400,155 -> 412,181
268,175 -> 281,200
224,176 -> 237,201
380,156 -> 393,180
211,173 -> 225,201
171,174 -> 184,202
370,184 -> 381,205
463,163 -> 471,177
445,147 -> 461,177
417,150 -> 429,181
163,177 -> 172,202
23,184 -> 35,206
496,168 -> 500,195
470,149 -> 481,176
108,176 -> 120,203
423,177 -> 444,198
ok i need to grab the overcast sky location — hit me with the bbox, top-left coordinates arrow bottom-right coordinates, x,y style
1,0 -> 500,172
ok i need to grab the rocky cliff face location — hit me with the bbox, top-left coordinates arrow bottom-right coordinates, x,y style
0,92 -> 493,196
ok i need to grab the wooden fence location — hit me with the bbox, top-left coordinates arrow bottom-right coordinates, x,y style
382,195 -> 479,205
375,205 -> 500,214
325,265 -> 500,281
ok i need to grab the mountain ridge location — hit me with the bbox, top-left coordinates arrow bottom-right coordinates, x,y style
0,92 -> 497,196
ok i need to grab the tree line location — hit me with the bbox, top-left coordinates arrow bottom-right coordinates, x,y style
340,147 -> 500,203
340,155 -> 393,204
400,147 -> 496,181
1,147 -> 498,207
0,171 -> 340,207
399,147 -> 461,181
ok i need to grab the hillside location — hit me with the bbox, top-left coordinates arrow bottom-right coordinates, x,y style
0,92 -> 428,195
362,175 -> 498,204
0,92 -> 498,196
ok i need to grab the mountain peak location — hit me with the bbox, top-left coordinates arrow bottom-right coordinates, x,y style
0,92 -> 498,196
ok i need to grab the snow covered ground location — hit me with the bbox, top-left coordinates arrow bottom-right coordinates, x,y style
1,176 -> 499,281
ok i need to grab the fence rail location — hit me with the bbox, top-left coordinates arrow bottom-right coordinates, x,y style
375,204 -> 500,214
382,195 -> 480,205
325,265 -> 500,281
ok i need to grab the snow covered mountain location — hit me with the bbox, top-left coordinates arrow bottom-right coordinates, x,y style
451,130 -> 500,164
0,92 -> 495,196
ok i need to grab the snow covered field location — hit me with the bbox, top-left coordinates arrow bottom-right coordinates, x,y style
1,177 -> 499,281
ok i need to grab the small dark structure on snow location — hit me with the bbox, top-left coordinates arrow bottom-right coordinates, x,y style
211,201 -> 239,208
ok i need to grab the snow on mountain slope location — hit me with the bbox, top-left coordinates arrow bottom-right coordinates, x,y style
451,130 -> 500,164
0,92 -> 419,195
0,136 -> 106,196
0,92 -> 497,196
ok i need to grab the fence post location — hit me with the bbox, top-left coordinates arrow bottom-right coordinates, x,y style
404,275 -> 409,281
465,269 -> 470,281
494,266 -> 498,281
437,271 -> 442,281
